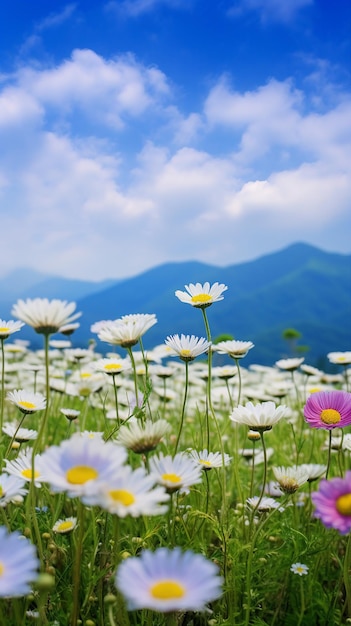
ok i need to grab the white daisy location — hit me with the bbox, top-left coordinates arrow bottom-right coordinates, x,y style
290,563 -> 309,576
7,389 -> 46,414
230,401 -> 290,432
84,465 -> 170,516
53,517 -> 77,534
0,527 -> 39,597
2,423 -> 38,442
0,320 -> 25,340
273,466 -> 309,494
175,282 -> 228,308
96,314 -> 157,348
115,547 -> 223,612
149,453 -> 202,494
275,358 -> 305,371
12,298 -> 81,335
4,448 -> 44,486
164,334 -> 211,362
213,340 -> 254,359
117,419 -> 171,453
39,435 -> 127,498
187,449 -> 232,470
0,474 -> 27,507
327,351 -> 351,365
94,357 -> 130,376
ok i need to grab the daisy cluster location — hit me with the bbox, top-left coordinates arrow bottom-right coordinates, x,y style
0,290 -> 349,624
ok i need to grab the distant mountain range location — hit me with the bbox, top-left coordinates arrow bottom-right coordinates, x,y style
1,243 -> 350,368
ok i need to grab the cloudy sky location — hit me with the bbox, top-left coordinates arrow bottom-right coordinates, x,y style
0,0 -> 350,280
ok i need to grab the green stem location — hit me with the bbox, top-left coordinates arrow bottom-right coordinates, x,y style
126,347 -> 140,412
174,360 -> 189,454
344,533 -> 351,618
0,338 -> 5,437
33,333 -> 51,454
71,501 -> 85,626
234,358 -> 242,407
326,430 -> 332,479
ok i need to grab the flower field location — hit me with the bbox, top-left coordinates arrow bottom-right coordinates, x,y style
0,284 -> 351,625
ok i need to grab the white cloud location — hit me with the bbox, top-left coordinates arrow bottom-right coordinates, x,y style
0,49 -> 350,279
16,50 -> 170,129
105,0 -> 191,18
227,0 -> 313,23
35,4 -> 77,32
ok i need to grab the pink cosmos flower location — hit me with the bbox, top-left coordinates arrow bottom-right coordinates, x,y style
312,471 -> 351,534
303,390 -> 351,430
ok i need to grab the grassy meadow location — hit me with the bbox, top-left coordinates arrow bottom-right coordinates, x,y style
0,290 -> 350,626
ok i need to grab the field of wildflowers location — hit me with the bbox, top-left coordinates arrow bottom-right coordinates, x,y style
0,283 -> 351,625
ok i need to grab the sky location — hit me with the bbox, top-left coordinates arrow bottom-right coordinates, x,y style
0,0 -> 350,281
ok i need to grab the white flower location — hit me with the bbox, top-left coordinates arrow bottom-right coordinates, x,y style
187,449 -> 232,470
290,563 -> 309,576
214,340 -> 254,359
175,282 -> 228,308
39,434 -> 127,498
84,465 -> 170,516
149,453 -> 202,494
230,401 -> 290,432
0,527 -> 39,597
115,547 -> 223,611
4,448 -> 45,486
0,320 -> 24,340
53,517 -> 77,534
246,496 -> 284,512
273,466 -> 309,494
94,357 -> 130,376
96,314 -> 157,347
164,334 -> 211,362
7,389 -> 46,414
12,298 -> 81,335
117,419 -> 171,453
2,423 -> 38,442
275,358 -> 305,371
0,474 -> 27,507
327,351 -> 351,365
299,463 -> 327,482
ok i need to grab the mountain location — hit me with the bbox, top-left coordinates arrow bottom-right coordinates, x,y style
1,243 -> 350,367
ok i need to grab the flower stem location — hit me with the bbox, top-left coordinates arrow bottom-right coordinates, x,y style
71,501 -> 85,626
174,360 -> 189,454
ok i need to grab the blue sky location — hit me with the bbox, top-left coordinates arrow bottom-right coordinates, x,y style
0,0 -> 350,280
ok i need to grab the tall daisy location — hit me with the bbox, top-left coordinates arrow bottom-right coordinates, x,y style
214,340 -> 254,360
115,547 -> 223,612
12,298 -> 81,336
175,282 -> 228,309
117,419 -> 171,453
7,389 -> 46,414
165,334 -> 211,362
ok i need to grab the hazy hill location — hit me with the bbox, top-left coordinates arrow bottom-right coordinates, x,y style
1,243 -> 350,367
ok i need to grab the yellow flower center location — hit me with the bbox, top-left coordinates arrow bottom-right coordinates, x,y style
191,293 -> 212,304
336,493 -> 351,516
0,563 -> 5,577
150,580 -> 185,600
0,327 -> 10,333
104,364 -> 122,371
22,469 -> 40,480
18,401 -> 36,410
109,489 -> 135,506
320,409 -> 341,425
180,349 -> 192,358
80,372 -> 91,379
66,465 -> 98,485
0,486 -> 3,497
162,473 -> 181,484
199,460 -> 212,466
57,521 -> 75,532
